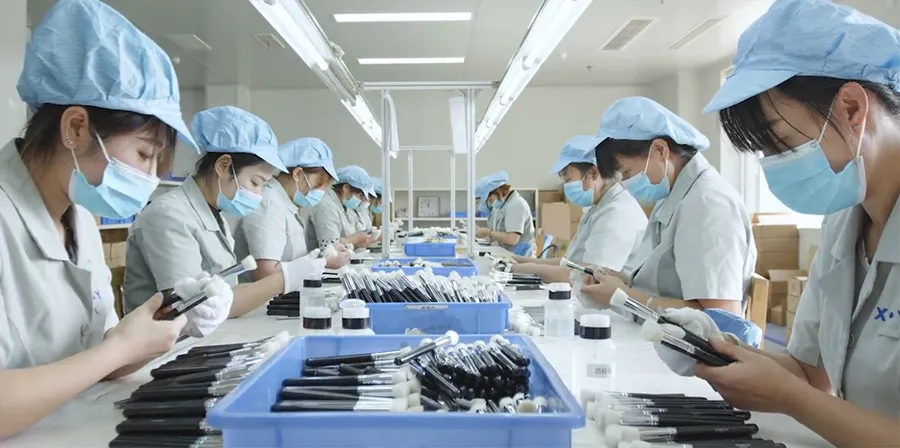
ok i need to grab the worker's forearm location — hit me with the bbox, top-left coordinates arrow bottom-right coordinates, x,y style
783,385 -> 900,448
489,231 -> 520,246
106,355 -> 155,380
0,339 -> 130,439
230,273 -> 283,318
251,260 -> 280,282
511,264 -> 571,283
624,287 -> 702,311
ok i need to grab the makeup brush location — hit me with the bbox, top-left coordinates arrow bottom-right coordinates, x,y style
182,332 -> 289,356
559,258 -> 595,276
122,398 -> 220,418
623,441 -> 786,448
606,423 -> 760,445
108,435 -> 222,448
271,398 -> 421,413
157,257 -> 257,320
641,321 -> 731,367
115,417 -> 220,436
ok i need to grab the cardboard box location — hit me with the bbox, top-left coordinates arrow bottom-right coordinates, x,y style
568,203 -> 583,223
102,243 -> 112,260
752,223 -> 799,239
757,250 -> 800,274
808,245 -> 819,264
788,276 -> 808,296
787,293 -> 802,314
786,310 -> 796,330
539,202 -> 573,241
756,237 -> 800,253
538,190 -> 563,205
768,304 -> 786,326
569,222 -> 579,240
110,242 -> 127,259
767,269 -> 806,310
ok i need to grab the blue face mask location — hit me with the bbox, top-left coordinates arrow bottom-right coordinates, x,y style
478,202 -> 490,216
343,195 -> 362,210
760,116 -> 866,215
292,172 -> 324,208
564,174 -> 595,207
358,200 -> 370,211
217,167 -> 262,217
371,205 -> 383,214
623,148 -> 670,203
68,132 -> 160,219
490,197 -> 505,209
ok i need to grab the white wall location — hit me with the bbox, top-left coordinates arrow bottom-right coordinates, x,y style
173,85 -> 646,190
0,1 -> 28,143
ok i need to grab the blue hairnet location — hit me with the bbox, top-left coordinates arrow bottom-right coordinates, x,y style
705,0 -> 900,113
597,97 -> 710,151
18,0 -> 196,150
336,166 -> 375,197
704,309 -> 763,348
370,177 -> 383,196
477,171 -> 510,199
191,106 -> 286,173
550,135 -> 601,174
278,137 -> 338,180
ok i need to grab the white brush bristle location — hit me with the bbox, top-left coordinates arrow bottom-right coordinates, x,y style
391,371 -> 407,383
468,401 -> 487,413
406,406 -> 424,412
640,320 -> 665,342
622,426 -> 641,442
584,401 -> 597,421
390,398 -> 408,412
662,323 -> 686,338
445,330 -> 459,345
516,400 -> 537,413
400,346 -> 412,354
618,443 -> 633,448
419,338 -> 433,347
580,389 -> 596,408
558,258 -> 569,267
534,396 -> 548,408
605,425 -> 624,446
408,377 -> 421,394
240,256 -> 258,271
601,410 -> 621,429
630,441 -> 652,448
499,397 -> 513,408
203,277 -> 229,298
513,392 -> 525,402
489,334 -> 503,344
407,393 -> 422,407
393,382 -> 410,397
399,365 -> 412,379
272,331 -> 290,345
610,289 -> 630,307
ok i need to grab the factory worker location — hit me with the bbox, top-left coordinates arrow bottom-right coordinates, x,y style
0,0 -> 205,438
474,177 -> 495,227
648,1 -> 900,446
475,171 -> 536,256
509,136 -> 648,282
307,165 -> 376,250
582,96 -> 755,317
125,107 -> 327,318
362,176 -> 384,228
234,137 -> 350,282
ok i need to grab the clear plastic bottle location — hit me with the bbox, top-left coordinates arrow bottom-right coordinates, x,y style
573,313 -> 616,402
299,279 -> 331,335
338,306 -> 375,335
544,283 -> 575,339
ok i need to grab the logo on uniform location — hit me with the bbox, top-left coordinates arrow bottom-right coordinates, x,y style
873,306 -> 899,322
92,290 -> 102,301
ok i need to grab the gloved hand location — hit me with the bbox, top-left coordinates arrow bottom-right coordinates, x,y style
281,249 -> 327,294
173,273 -> 233,338
325,244 -> 351,269
492,256 -> 516,273
652,307 -> 725,377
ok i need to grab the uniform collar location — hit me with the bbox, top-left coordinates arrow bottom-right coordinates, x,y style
267,179 -> 298,214
0,140 -> 71,261
325,187 -> 341,207
498,190 -> 519,209
874,195 -> 900,262
652,153 -> 711,225
182,176 -> 221,232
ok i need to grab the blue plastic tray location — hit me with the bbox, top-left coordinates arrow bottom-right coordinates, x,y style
207,335 -> 584,448
368,293 -> 511,335
403,237 -> 457,257
370,257 -> 477,277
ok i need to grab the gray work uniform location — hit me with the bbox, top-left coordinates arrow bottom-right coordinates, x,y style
124,176 -> 237,314
788,198 -> 900,417
306,188 -> 353,250
493,190 -> 536,256
566,183 -> 648,274
345,207 -> 366,233
627,153 -> 756,305
234,180 -> 308,282
356,209 -> 373,232
0,140 -> 118,369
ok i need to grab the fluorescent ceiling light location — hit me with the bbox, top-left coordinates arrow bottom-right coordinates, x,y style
358,57 -> 465,65
334,12 -> 472,23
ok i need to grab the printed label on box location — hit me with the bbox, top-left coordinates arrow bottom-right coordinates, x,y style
586,363 -> 614,378
405,304 -> 450,311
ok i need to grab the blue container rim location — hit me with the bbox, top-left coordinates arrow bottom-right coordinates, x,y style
207,334 -> 584,430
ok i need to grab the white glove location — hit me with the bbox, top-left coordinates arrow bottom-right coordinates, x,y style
173,273 -> 233,338
652,308 -> 723,377
281,249 -> 327,294
491,257 -> 515,273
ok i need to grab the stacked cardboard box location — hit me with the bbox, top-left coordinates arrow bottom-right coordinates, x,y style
103,242 -> 127,268
766,269 -> 806,325
567,202 -> 583,239
786,275 -> 808,330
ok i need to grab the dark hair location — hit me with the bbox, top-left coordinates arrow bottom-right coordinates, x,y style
488,184 -> 511,198
194,152 -> 267,180
19,104 -> 177,168
564,161 -> 617,180
594,136 -> 698,174
720,76 -> 900,154
334,182 -> 364,197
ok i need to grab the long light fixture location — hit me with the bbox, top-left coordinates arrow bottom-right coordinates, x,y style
358,57 -> 465,65
474,0 -> 593,152
249,0 -> 382,147
334,12 -> 472,23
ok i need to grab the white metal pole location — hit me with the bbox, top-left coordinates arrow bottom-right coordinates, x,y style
407,149 -> 414,232
465,89 -> 476,258
381,90 -> 391,260
449,150 -> 456,231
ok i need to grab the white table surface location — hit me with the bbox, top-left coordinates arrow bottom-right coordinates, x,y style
0,245 -> 831,448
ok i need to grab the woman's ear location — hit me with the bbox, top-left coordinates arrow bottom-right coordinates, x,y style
291,167 -> 304,183
214,154 -> 233,179
650,138 -> 670,159
59,106 -> 91,153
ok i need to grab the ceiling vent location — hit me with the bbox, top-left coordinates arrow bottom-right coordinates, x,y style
666,17 -> 727,50
164,34 -> 211,51
254,33 -> 286,51
598,18 -> 657,51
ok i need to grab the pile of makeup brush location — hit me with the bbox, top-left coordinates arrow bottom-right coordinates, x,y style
108,332 -> 291,448
582,391 -> 786,448
273,332 -> 547,414
340,269 -> 502,304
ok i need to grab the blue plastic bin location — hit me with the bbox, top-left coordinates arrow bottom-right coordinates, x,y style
370,257 -> 477,277
207,335 -> 585,448
403,237 -> 456,257
368,293 -> 511,335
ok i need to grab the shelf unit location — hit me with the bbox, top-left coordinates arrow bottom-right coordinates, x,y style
390,188 -> 540,229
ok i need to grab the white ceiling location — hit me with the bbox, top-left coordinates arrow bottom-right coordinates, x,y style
26,0 -> 900,89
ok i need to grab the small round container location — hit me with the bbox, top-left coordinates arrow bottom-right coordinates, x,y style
339,306 -> 374,335
299,305 -> 333,336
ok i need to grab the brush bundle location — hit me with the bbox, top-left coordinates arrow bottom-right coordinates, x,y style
340,269 -> 501,304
